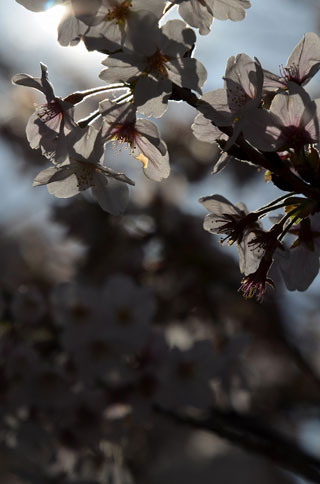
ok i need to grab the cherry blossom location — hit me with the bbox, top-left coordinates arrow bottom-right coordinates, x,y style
200,195 -> 263,276
101,274 -> 156,351
245,82 -> 320,152
33,125 -> 134,214
100,15 -> 207,117
198,53 -> 263,149
155,340 -> 218,408
175,0 -> 251,35
239,256 -> 274,301
12,0 -> 320,301
192,112 -> 237,173
263,32 -> 320,90
12,63 -> 76,163
58,0 -> 166,51
100,99 -> 170,181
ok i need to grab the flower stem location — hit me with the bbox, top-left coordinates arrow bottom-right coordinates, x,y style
115,92 -> 133,104
258,192 -> 296,211
64,84 -> 126,105
255,201 -> 296,218
278,209 -> 302,241
78,109 -> 101,128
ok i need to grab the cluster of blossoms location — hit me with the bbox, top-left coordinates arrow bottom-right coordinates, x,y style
0,274 -> 249,482
13,0 -> 320,299
194,33 -> 320,298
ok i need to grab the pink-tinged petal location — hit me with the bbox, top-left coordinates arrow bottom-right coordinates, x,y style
208,0 -> 251,21
91,175 -> 129,215
300,106 -> 319,142
178,0 -> 213,36
286,32 -> 320,85
100,100 -> 136,130
34,163 -> 81,198
124,11 -> 161,55
200,194 -> 241,216
202,213 -> 231,234
279,245 -> 320,291
12,63 -> 55,102
134,140 -> 170,182
33,166 -> 61,187
71,126 -> 105,163
12,73 -> 45,92
263,69 -> 287,90
26,112 -> 69,163
199,90 -> 233,126
243,109 -> 284,151
142,151 -> 170,182
236,202 -> 248,213
133,0 -> 166,17
270,87 -> 302,128
100,54 -> 143,84
83,22 -> 122,53
192,113 -> 225,142
160,20 -> 196,57
167,57 -> 207,94
136,118 -> 167,157
36,103 -> 62,131
134,77 -> 171,118
58,9 -> 87,47
269,83 -> 319,147
226,53 -> 262,100
47,174 -> 80,198
135,119 -> 161,148
237,231 -> 263,276
51,130 -> 70,165
134,119 -> 170,181
26,113 -> 43,150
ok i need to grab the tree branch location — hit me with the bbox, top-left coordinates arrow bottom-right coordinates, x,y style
170,84 -> 320,202
154,404 -> 320,483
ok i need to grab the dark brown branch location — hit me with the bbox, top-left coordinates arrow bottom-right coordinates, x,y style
154,404 -> 320,483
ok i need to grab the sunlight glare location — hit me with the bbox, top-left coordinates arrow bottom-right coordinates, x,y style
33,4 -> 66,36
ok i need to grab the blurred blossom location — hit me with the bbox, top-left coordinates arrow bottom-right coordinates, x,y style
101,274 -> 156,351
11,285 -> 46,324
155,340 -> 218,408
51,281 -> 101,329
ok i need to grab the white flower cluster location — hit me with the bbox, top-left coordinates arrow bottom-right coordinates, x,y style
195,34 -> 320,298
13,1 -> 320,299
13,0 -> 249,214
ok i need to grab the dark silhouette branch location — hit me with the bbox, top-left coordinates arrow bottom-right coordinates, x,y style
170,83 -> 320,202
154,404 -> 320,483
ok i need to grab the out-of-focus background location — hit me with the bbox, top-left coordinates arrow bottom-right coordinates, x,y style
1,1 -> 320,483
